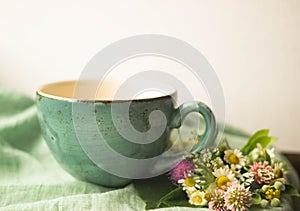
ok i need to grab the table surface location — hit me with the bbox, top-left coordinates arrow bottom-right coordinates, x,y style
283,153 -> 300,185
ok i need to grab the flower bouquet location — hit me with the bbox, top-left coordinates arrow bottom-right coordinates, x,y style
134,129 -> 300,211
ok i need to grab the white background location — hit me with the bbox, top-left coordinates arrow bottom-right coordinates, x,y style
0,0 -> 299,152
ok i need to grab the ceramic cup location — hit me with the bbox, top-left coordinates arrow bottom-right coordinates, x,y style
36,80 -> 216,187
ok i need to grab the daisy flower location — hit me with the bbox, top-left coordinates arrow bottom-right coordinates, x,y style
178,175 -> 201,191
224,183 -> 252,211
273,162 -> 286,179
250,161 -> 274,185
188,190 -> 207,206
185,186 -> 198,197
224,149 -> 246,169
170,159 -> 194,182
212,167 -> 237,189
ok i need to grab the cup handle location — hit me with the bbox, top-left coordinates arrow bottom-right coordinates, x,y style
170,101 -> 217,152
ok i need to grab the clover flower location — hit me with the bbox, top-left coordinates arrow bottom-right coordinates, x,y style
237,172 -> 254,186
167,129 -> 297,210
211,157 -> 225,169
266,147 -> 275,164
199,148 -> 213,168
170,159 -> 194,182
224,183 -> 252,211
250,161 -> 274,185
208,189 -> 227,211
249,143 -> 266,161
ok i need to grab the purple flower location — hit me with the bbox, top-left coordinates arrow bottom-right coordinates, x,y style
170,159 -> 195,182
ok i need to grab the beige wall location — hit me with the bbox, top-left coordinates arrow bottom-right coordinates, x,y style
0,0 -> 299,152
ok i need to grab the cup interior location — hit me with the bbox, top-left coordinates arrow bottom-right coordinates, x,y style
37,80 -> 177,101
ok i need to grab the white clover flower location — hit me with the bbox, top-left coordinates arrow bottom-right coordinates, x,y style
213,147 -> 221,156
250,161 -> 274,185
239,172 -> 255,186
224,183 -> 252,211
208,189 -> 227,211
266,147 -> 275,164
249,143 -> 265,161
211,157 -> 225,169
200,148 -> 213,163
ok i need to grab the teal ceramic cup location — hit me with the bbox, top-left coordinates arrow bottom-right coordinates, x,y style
36,80 -> 216,187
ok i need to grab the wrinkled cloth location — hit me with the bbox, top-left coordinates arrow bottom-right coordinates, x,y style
0,89 -> 298,211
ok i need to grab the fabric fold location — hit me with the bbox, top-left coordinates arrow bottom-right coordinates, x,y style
0,89 -> 298,211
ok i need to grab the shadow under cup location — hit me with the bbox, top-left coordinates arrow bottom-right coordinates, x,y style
36,80 -> 216,187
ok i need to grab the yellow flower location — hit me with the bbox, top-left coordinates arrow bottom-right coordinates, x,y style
204,192 -> 212,201
265,188 -> 281,200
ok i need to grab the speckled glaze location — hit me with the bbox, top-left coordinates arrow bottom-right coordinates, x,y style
36,94 -> 176,187
36,83 -> 216,188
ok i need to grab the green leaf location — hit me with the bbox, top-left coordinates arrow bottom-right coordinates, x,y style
157,187 -> 192,208
252,193 -> 262,205
249,129 -> 270,142
265,149 -> 271,164
134,175 -> 195,209
283,184 -> 300,197
258,136 -> 277,148
241,129 -> 269,154
160,200 -> 193,208
241,129 -> 277,154
193,165 -> 215,190
158,187 -> 183,204
133,175 -> 176,209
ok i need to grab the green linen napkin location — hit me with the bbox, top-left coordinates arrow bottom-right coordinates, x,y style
0,89 -> 298,211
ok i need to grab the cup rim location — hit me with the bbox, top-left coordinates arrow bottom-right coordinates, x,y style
36,80 -> 177,103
